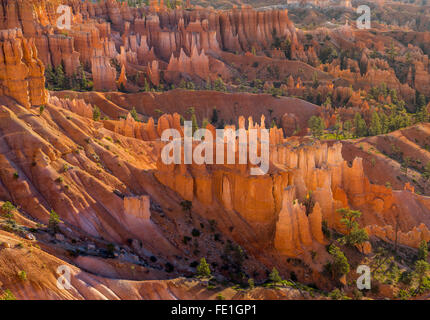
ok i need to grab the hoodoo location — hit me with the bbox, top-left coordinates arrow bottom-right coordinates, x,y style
0,0 -> 430,302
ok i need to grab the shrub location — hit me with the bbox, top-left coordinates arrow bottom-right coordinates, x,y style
397,289 -> 411,300
0,289 -> 16,300
165,263 -> 174,273
191,228 -> 200,237
18,270 -> 27,281
180,200 -> 192,212
93,106 -> 101,121
222,241 -> 246,275
322,220 -> 331,239
303,191 -> 315,215
328,288 -> 346,300
399,271 -> 413,285
48,210 -> 62,233
213,78 -> 226,92
352,288 -> 363,300
107,243 -> 115,255
248,278 -> 255,289
1,201 -> 16,219
183,236 -> 191,244
216,293 -> 225,300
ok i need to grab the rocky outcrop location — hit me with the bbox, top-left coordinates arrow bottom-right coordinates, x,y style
49,96 -> 93,118
366,223 -> 430,249
151,115 -> 430,256
46,34 -> 81,76
124,195 -> 151,220
91,55 -> 117,92
218,6 -> 296,53
274,186 -> 322,256
167,46 -> 210,80
104,112 -> 183,141
0,28 -> 47,108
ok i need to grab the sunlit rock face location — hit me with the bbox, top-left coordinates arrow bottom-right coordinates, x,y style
0,0 -> 300,88
0,28 -> 47,108
150,116 -> 430,257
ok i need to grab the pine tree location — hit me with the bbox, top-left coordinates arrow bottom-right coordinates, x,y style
401,156 -> 411,176
93,106 -> 101,121
337,208 -> 369,249
354,113 -> 368,137
416,94 -> 428,123
144,78 -> 150,92
386,42 -> 398,62
196,258 -> 211,278
334,118 -> 342,139
187,107 -> 199,134
308,116 -> 325,138
343,120 -> 353,138
269,267 -> 282,283
211,107 -> 218,125
191,113 -> 199,135
418,240 -> 429,261
130,107 -> 139,121
369,112 -> 382,136
205,77 -> 211,90
414,260 -> 430,294
328,244 -> 350,278
45,65 -> 55,90
55,64 -> 67,90
214,78 -> 226,92
417,93 -> 426,110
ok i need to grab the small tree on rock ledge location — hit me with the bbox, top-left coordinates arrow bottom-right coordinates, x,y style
196,257 -> 211,278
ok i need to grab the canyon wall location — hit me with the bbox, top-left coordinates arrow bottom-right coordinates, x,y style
0,0 -> 301,88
